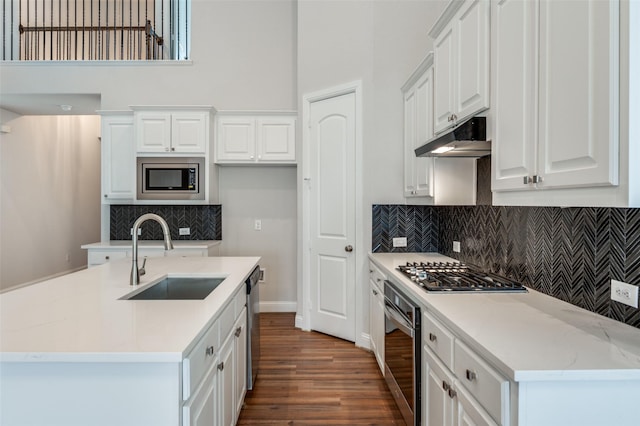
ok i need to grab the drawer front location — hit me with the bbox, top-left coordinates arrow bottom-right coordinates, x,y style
423,311 -> 455,369
219,296 -> 237,342
369,262 -> 386,291
183,321 -> 220,400
166,248 -> 207,258
87,250 -> 127,266
235,286 -> 247,314
454,339 -> 509,424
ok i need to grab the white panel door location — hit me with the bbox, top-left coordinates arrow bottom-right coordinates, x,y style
172,112 -> 207,153
491,0 -> 538,191
434,25 -> 456,134
101,116 -> 134,201
537,0 -> 619,188
136,112 -> 171,152
308,92 -> 356,342
455,0 -> 490,122
216,117 -> 256,162
257,117 -> 296,162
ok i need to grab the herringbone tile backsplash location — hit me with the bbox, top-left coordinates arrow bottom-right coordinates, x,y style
110,205 -> 222,240
372,204 -> 640,328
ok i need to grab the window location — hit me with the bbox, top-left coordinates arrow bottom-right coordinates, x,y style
0,0 -> 191,61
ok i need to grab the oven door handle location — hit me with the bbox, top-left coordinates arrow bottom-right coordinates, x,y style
384,302 -> 414,338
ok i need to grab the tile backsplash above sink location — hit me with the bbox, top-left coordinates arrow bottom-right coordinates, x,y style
110,205 -> 222,241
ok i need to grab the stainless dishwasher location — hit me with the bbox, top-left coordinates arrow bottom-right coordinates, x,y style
246,266 -> 261,390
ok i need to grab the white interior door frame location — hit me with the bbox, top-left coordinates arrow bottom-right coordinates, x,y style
299,80 -> 365,347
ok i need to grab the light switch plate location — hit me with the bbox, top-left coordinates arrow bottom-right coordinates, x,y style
611,280 -> 639,308
393,237 -> 407,248
254,219 -> 262,231
453,241 -> 461,253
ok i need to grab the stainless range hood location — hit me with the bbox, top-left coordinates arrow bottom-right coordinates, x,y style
415,116 -> 490,157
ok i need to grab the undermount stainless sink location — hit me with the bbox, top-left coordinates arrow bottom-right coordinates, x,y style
123,277 -> 226,300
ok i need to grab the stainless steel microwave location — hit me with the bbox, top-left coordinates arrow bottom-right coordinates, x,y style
137,157 -> 205,200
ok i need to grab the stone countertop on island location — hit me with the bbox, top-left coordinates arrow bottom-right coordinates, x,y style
0,256 -> 259,363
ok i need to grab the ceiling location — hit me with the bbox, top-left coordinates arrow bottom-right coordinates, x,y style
0,93 -> 101,116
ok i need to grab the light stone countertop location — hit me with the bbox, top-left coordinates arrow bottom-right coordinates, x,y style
0,256 -> 259,363
369,252 -> 640,382
81,240 -> 221,250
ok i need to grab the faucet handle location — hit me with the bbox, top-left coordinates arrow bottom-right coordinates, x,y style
139,257 -> 147,276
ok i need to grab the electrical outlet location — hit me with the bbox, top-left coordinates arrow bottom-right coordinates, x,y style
611,280 -> 639,308
393,237 -> 407,248
130,228 -> 142,236
453,241 -> 461,253
254,219 -> 262,231
259,268 -> 266,282
179,227 -> 191,236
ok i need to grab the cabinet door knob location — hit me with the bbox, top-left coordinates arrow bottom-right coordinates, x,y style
171,147 -> 175,151
217,362 -> 224,371
205,346 -> 215,356
429,333 -> 437,342
235,327 -> 242,337
448,388 -> 457,399
523,176 -> 531,185
466,369 -> 477,382
104,194 -> 108,198
345,245 -> 353,253
372,289 -> 378,296
442,381 -> 450,391
105,256 -> 110,260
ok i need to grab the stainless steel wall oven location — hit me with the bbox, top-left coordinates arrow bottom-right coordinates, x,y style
384,279 -> 421,426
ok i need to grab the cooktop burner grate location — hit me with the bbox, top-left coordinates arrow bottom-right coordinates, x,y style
397,261 -> 527,293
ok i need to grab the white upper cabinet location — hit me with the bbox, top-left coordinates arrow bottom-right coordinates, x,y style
403,54 -> 435,198
492,0 -> 625,203
215,112 -> 296,164
100,112 -> 135,203
135,109 -> 210,154
431,0 -> 490,134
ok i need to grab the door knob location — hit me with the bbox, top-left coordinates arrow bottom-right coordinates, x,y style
345,245 -> 353,252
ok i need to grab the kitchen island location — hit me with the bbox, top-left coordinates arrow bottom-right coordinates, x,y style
0,255 -> 259,426
370,252 -> 640,426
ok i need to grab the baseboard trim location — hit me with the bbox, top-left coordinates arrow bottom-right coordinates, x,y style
259,301 -> 297,313
1,266 -> 86,294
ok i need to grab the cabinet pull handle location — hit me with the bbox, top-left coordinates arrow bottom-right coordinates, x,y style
205,346 -> 215,356
429,333 -> 437,342
442,381 -> 450,391
523,176 -> 532,185
171,147 -> 175,151
448,388 -> 457,399
218,362 -> 224,371
235,327 -> 242,337
532,175 -> 543,184
376,278 -> 382,283
466,369 -> 477,382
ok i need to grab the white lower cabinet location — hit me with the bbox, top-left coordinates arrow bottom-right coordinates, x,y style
422,311 -> 505,426
368,262 -> 386,372
184,362 -> 218,426
183,290 -> 247,426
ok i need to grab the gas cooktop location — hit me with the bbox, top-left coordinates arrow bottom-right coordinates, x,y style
397,261 -> 527,293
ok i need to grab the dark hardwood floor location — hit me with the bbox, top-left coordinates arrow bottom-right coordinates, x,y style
237,313 -> 406,426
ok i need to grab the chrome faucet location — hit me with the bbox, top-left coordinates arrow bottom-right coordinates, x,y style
130,213 -> 174,286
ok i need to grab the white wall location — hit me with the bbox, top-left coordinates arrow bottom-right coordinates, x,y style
218,166 -> 297,311
0,112 -> 101,290
0,1 -> 299,303
297,0 -> 448,333
0,0 -> 297,110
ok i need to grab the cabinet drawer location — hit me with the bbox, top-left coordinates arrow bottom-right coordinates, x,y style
454,339 -> 509,425
235,287 -> 247,315
166,249 -> 206,258
87,250 -> 127,266
369,262 -> 386,292
423,311 -> 455,369
183,321 -> 220,400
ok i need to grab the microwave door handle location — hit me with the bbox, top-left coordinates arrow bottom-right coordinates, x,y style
384,302 -> 414,338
